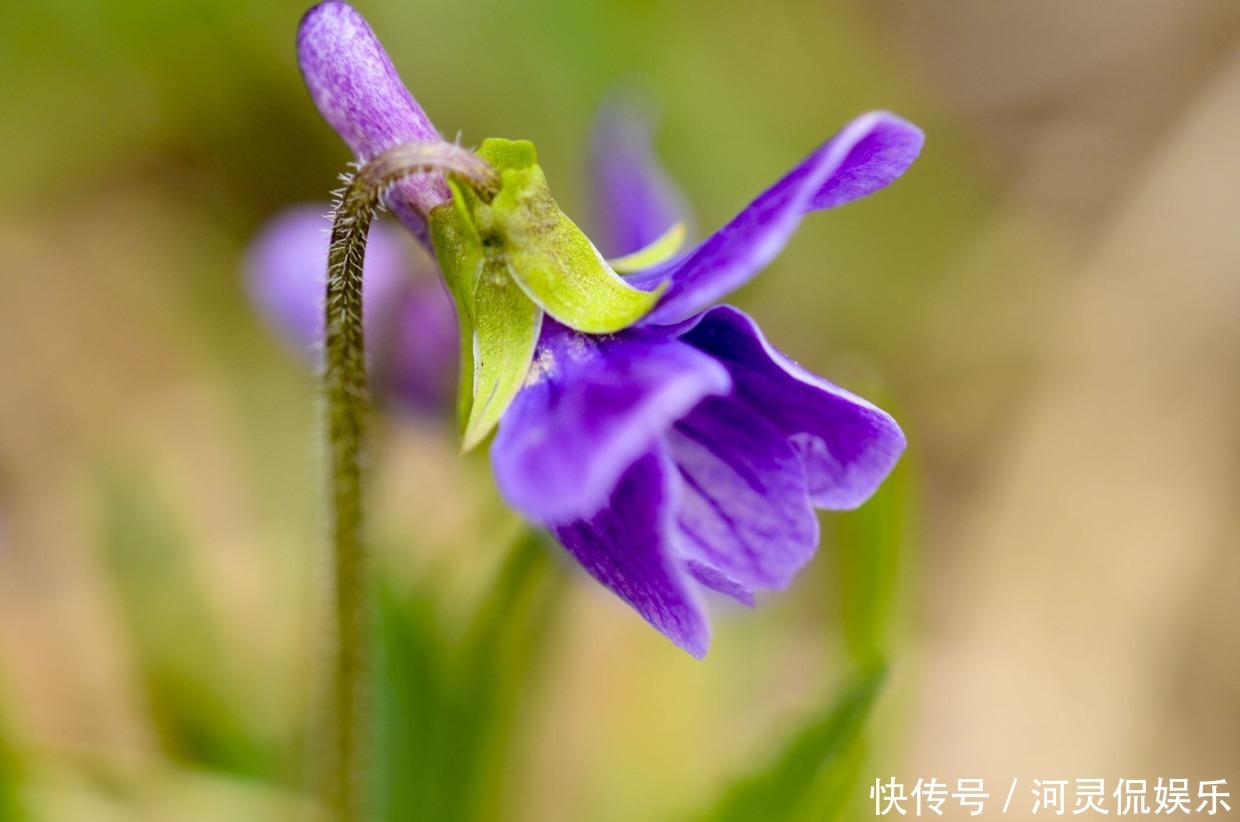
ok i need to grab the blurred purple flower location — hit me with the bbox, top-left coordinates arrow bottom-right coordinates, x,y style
287,0 -> 921,656
589,100 -> 693,259
246,204 -> 457,413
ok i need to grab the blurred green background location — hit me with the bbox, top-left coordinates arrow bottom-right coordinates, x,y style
1,0 -> 1238,819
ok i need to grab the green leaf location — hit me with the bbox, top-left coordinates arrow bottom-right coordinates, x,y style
374,529 -> 564,822
833,442 -> 915,666
479,138 -> 666,334
447,529 -> 565,822
374,577 -> 450,822
0,694 -> 21,822
691,664 -> 887,822
608,222 -> 687,273
93,463 -> 277,779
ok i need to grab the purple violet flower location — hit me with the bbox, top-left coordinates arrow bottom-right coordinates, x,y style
493,112 -> 921,656
293,0 -> 922,656
246,204 -> 458,413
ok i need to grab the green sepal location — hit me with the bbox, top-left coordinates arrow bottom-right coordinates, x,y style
608,222 -> 687,273
437,180 -> 484,316
478,138 -> 666,334
429,138 -> 665,449
475,138 -> 539,173
461,249 -> 542,451
429,190 -> 483,439
430,190 -> 542,451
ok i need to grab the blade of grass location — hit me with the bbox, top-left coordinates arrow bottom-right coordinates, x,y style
0,694 -> 21,821
374,578 -> 449,822
832,442 -> 915,666
691,663 -> 887,822
94,463 -> 276,779
452,529 -> 564,822
373,528 -> 563,822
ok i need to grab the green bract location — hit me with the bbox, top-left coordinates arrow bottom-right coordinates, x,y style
430,138 -> 665,450
608,222 -> 686,273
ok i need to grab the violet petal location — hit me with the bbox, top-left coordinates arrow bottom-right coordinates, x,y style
680,306 -> 906,510
632,112 -> 923,323
667,395 -> 819,591
809,111 -> 925,211
684,561 -> 756,607
491,319 -> 730,524
552,449 -> 710,658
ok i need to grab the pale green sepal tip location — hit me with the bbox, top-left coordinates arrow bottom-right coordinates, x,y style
505,240 -> 665,334
460,251 -> 543,452
608,222 -> 687,273
477,138 -> 539,172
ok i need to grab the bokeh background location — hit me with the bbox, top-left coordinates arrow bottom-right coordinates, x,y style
1,0 -> 1238,819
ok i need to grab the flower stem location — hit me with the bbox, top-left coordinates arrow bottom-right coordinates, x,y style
319,141 -> 498,821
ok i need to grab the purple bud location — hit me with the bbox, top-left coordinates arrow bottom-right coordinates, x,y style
297,1 -> 451,244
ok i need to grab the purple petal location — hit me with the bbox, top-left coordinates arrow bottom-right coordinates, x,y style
667,396 -> 819,592
491,319 -> 731,524
809,112 -> 925,211
633,112 -> 923,323
684,561 -> 756,607
680,306 -> 906,510
552,449 -> 710,658
590,100 -> 692,257
297,1 -> 450,243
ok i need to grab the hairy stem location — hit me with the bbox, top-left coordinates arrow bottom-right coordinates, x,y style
319,140 -> 497,821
